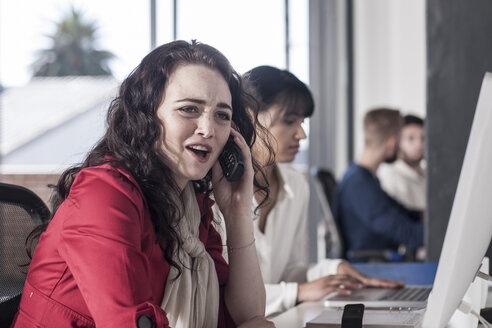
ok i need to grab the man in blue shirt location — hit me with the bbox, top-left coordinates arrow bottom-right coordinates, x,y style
332,108 -> 424,259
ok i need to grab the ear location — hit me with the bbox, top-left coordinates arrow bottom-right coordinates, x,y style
257,110 -> 273,128
386,135 -> 397,150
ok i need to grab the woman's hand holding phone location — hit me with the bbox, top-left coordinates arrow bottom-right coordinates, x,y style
218,135 -> 244,182
212,128 -> 254,223
213,128 -> 266,326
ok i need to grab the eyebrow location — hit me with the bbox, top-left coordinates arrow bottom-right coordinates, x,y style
176,98 -> 232,111
283,113 -> 305,119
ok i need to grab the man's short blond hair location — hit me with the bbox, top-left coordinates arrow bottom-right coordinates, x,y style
364,108 -> 403,147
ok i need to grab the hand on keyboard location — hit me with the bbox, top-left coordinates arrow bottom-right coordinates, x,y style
336,261 -> 405,289
297,274 -> 364,303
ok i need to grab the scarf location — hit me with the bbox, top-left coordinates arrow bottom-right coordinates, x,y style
161,183 -> 220,328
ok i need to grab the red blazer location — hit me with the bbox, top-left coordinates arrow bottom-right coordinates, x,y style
12,164 -> 235,328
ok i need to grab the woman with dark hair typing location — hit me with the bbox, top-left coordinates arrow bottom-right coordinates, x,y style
12,40 -> 274,328
215,65 -> 402,317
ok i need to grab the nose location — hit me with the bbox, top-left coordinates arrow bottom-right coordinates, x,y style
195,114 -> 215,138
295,124 -> 307,140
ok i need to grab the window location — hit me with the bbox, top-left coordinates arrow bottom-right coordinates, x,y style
0,0 -> 309,203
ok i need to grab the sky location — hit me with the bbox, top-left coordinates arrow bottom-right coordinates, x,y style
0,0 -> 309,87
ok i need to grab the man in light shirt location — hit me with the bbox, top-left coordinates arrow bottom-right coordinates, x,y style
378,114 -> 426,212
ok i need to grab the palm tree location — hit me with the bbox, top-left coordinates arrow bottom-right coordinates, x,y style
31,6 -> 114,77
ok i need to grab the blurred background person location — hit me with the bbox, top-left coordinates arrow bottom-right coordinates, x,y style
332,108 -> 424,261
378,114 -> 426,212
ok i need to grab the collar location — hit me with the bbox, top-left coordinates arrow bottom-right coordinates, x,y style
275,164 -> 295,200
393,159 -> 425,180
252,164 -> 295,210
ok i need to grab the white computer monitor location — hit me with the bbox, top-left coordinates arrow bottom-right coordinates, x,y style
422,72 -> 492,327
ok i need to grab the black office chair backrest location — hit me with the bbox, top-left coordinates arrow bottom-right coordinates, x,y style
0,182 -> 51,326
310,166 -> 345,259
314,168 -> 338,208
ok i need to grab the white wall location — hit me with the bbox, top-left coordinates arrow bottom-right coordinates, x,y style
308,0 -> 426,261
353,0 -> 426,158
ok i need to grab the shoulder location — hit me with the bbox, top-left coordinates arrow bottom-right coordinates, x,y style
341,163 -> 372,185
69,164 -> 145,211
277,164 -> 307,184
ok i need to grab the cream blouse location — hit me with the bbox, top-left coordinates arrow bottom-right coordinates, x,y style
213,163 -> 342,316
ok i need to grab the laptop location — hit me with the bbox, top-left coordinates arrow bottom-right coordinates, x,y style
322,285 -> 432,308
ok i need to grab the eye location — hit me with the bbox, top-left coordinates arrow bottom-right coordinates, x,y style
216,111 -> 231,121
283,117 -> 303,126
283,118 -> 296,125
178,106 -> 199,115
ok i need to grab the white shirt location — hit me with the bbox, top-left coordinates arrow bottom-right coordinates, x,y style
378,159 -> 426,211
213,164 -> 342,316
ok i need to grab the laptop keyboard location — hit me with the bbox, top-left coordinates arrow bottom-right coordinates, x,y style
381,287 -> 431,302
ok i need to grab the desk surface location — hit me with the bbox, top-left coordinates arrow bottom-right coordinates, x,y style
271,262 -> 438,328
272,290 -> 492,328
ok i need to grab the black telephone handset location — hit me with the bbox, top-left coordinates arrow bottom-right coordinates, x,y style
218,135 -> 244,181
341,303 -> 364,328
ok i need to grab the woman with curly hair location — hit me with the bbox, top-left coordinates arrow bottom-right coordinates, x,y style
13,40 -> 274,328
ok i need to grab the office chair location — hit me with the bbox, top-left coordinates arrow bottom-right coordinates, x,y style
310,166 -> 344,259
0,182 -> 51,326
310,166 -> 406,262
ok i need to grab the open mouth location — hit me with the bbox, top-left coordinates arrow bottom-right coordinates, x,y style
186,145 -> 211,161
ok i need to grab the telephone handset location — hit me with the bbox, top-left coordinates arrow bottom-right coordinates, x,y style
218,135 -> 244,181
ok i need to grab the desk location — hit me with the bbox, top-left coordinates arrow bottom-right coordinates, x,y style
272,262 -> 437,328
271,301 -> 327,328
272,290 -> 492,328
